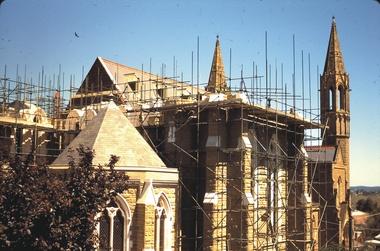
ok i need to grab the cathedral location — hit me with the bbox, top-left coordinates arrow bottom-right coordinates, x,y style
0,18 -> 351,250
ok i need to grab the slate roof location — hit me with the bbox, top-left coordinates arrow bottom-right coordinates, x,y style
52,101 -> 166,168
306,145 -> 336,162
99,56 -> 188,90
70,57 -> 205,108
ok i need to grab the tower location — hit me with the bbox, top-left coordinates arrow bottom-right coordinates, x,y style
319,17 -> 351,248
320,17 -> 350,148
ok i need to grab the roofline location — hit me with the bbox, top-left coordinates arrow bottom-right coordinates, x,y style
49,165 -> 177,173
98,57 -> 126,99
305,145 -> 336,150
98,56 -> 205,94
0,116 -> 54,130
149,97 -> 324,129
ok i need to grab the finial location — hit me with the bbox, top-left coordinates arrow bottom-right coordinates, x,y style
332,16 -> 335,23
216,35 -> 219,41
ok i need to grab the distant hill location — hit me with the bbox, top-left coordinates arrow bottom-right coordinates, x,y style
351,186 -> 380,192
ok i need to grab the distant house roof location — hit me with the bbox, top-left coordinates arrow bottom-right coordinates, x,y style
306,145 -> 336,162
352,210 -> 370,225
52,101 -> 166,168
352,210 -> 369,217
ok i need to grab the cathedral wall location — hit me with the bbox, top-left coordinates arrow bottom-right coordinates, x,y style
126,180 -> 178,251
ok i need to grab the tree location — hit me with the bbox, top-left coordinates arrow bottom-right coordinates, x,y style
365,207 -> 380,239
357,198 -> 378,213
356,197 -> 380,240
0,144 -> 129,250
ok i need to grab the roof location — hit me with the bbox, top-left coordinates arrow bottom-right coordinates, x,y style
51,101 -> 166,168
305,145 -> 336,162
323,17 -> 346,74
352,210 -> 370,217
71,57 -> 204,108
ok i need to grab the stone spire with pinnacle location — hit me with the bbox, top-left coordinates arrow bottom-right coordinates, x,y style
323,16 -> 346,75
206,35 -> 230,94
320,16 -> 350,145
319,17 -> 351,250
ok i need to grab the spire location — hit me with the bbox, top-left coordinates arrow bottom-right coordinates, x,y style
320,17 -> 350,146
323,16 -> 346,74
206,35 -> 230,94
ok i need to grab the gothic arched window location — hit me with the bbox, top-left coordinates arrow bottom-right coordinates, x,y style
338,85 -> 345,110
33,114 -> 42,123
155,193 -> 173,251
98,194 -> 131,251
337,176 -> 342,205
329,87 -> 334,110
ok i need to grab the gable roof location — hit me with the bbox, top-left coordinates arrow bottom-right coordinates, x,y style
70,57 -> 204,109
52,101 -> 166,168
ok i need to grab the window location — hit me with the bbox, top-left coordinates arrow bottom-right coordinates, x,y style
124,74 -> 139,93
128,81 -> 138,93
338,85 -> 345,110
168,122 -> 175,143
33,114 -> 42,123
98,194 -> 131,251
157,88 -> 164,99
329,87 -> 334,110
155,193 -> 173,251
337,176 -> 343,204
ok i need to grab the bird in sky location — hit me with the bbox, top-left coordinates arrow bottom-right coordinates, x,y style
75,32 -> 79,38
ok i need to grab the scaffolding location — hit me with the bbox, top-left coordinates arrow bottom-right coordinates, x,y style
0,65 -> 78,163
0,46 -> 342,251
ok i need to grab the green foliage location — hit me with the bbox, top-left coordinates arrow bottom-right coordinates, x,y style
365,207 -> 380,239
357,198 -> 378,213
355,197 -> 380,239
0,144 -> 129,251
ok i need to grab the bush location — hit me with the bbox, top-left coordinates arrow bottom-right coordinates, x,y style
0,145 -> 129,251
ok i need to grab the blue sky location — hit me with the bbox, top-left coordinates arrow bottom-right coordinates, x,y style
0,0 -> 379,186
